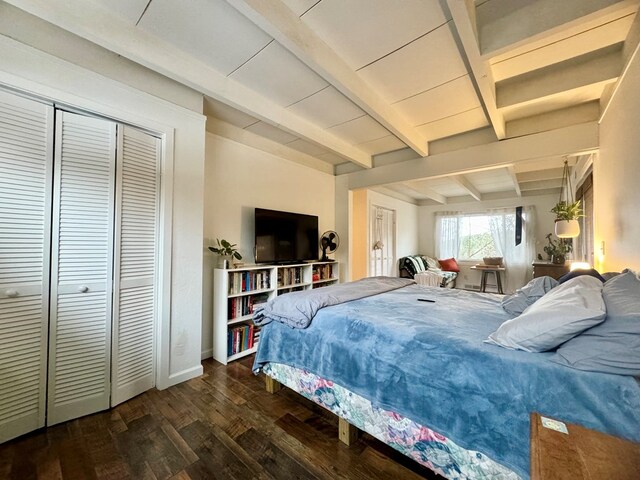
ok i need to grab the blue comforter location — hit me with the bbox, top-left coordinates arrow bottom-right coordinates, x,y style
253,284 -> 640,479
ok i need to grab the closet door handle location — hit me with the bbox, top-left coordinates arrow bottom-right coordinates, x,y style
5,289 -> 19,298
78,286 -> 89,293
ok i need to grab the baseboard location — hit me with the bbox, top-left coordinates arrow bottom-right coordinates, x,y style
201,348 -> 212,360
157,365 -> 204,390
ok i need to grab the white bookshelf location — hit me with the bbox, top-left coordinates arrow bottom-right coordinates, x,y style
213,261 -> 339,364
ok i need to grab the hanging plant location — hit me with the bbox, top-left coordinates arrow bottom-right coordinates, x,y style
551,200 -> 584,221
552,159 -> 582,238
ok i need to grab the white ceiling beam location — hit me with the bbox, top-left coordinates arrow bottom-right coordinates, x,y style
476,0 -> 637,58
519,179 -> 563,191
405,182 -> 448,204
497,45 -> 622,109
517,168 -> 564,183
447,0 -> 506,139
506,101 -> 600,138
506,166 -> 522,197
5,0 -> 372,169
225,0 -> 429,157
346,122 -> 598,190
370,187 -> 419,206
207,118 -> 334,175
600,7 -> 640,122
450,175 -> 482,201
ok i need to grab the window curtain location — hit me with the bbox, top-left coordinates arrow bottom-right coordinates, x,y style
575,173 -> 594,265
488,206 -> 536,294
434,212 -> 460,259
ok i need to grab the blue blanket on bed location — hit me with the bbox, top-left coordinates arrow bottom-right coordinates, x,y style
253,284 -> 640,479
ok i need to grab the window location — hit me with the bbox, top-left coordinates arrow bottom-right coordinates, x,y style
575,172 -> 594,265
435,208 -> 536,294
436,214 -> 504,261
459,215 -> 502,260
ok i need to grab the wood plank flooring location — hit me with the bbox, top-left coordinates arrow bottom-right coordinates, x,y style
0,357 -> 442,479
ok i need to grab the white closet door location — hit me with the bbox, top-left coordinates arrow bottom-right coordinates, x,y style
0,91 -> 53,442
111,126 -> 160,406
47,111 -> 116,425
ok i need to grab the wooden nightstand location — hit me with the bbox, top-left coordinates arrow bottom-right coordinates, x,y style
532,261 -> 569,280
530,412 -> 640,479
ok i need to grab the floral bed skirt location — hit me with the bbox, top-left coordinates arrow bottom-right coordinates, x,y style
264,362 -> 520,480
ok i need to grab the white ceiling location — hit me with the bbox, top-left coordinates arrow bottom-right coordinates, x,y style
16,0 -> 639,203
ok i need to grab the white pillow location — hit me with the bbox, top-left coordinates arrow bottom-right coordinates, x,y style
486,276 -> 606,352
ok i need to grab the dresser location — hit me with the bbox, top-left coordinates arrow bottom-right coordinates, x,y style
530,412 -> 640,479
532,261 -> 570,280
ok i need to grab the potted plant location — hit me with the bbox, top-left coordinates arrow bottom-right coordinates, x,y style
208,238 -> 242,268
551,200 -> 583,238
543,233 -> 572,264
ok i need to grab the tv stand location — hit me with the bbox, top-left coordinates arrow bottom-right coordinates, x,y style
212,261 -> 339,364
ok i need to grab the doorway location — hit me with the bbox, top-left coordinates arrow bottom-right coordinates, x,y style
369,205 -> 396,276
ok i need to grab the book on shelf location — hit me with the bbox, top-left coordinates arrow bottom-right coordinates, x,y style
228,269 -> 271,294
277,266 -> 303,287
227,292 -> 270,320
313,263 -> 334,281
227,323 -> 261,356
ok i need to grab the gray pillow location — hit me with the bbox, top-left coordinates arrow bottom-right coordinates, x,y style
486,276 -> 606,352
552,270 -> 640,375
501,276 -> 558,316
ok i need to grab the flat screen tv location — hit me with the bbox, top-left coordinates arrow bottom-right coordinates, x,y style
255,208 -> 319,264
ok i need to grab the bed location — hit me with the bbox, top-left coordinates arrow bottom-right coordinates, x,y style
252,278 -> 640,479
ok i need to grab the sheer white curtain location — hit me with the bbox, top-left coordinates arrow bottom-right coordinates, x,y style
488,206 -> 536,293
434,212 -> 460,259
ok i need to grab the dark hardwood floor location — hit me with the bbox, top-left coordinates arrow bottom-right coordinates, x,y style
0,357 -> 442,479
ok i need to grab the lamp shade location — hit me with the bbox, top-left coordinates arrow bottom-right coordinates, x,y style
555,219 -> 580,238
570,262 -> 590,271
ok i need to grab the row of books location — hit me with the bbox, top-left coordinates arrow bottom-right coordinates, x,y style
277,267 -> 303,287
313,264 -> 335,281
228,293 -> 269,320
228,270 -> 271,294
228,324 -> 260,356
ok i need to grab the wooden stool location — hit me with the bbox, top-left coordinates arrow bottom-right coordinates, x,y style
471,266 -> 505,294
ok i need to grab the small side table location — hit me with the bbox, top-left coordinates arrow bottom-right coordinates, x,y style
530,412 -> 640,479
470,266 -> 505,294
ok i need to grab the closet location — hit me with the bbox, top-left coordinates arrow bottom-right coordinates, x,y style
0,89 -> 160,442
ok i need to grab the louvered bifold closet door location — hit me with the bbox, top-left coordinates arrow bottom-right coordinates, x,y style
47,111 -> 116,425
0,91 -> 53,443
111,126 -> 160,406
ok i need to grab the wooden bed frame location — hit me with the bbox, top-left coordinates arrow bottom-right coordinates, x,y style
265,375 -> 360,446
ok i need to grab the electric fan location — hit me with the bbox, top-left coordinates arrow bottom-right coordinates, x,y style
320,231 -> 340,261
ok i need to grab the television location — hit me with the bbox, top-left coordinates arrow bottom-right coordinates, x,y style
254,208 -> 319,264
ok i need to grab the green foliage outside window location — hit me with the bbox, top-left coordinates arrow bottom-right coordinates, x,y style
459,232 -> 499,260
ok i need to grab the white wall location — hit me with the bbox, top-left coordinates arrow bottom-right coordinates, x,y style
418,193 -> 560,289
202,133 -> 336,358
0,34 -> 206,388
596,46 -> 640,272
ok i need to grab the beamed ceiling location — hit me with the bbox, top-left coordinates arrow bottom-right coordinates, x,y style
4,0 -> 639,204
